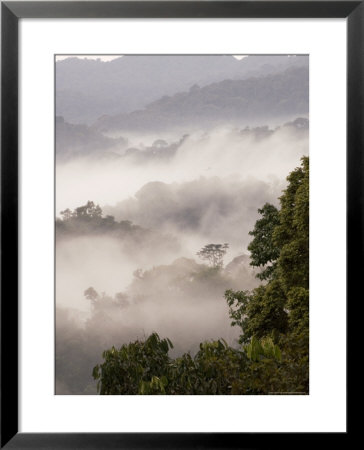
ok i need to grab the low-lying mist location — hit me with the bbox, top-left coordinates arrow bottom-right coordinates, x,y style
56,124 -> 307,212
56,255 -> 257,394
56,120 -> 308,394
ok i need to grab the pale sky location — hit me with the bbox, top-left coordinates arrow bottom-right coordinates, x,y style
56,55 -> 122,62
55,55 -> 248,62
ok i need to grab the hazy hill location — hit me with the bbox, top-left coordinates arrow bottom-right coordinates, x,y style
56,55 -> 308,124
56,116 -> 127,160
93,66 -> 309,133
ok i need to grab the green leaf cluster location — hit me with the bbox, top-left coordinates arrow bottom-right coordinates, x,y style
92,333 -> 173,395
248,203 -> 280,280
93,332 -> 299,395
92,331 -> 309,395
245,336 -> 281,362
226,156 -> 309,341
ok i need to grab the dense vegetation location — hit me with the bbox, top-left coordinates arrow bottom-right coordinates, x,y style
55,200 -> 180,255
92,157 -> 309,394
56,200 -> 143,238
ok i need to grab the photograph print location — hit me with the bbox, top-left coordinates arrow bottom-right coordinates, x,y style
55,54 -> 309,395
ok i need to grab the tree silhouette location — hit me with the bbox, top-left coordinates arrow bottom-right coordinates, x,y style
197,243 -> 229,268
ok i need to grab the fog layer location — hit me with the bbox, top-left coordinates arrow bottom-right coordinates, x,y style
56,55 -> 309,394
56,121 -> 308,394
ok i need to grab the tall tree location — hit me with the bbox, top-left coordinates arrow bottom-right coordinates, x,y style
226,156 -> 309,341
197,243 -> 229,269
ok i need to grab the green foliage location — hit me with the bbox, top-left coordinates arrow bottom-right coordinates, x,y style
230,335 -> 307,395
274,156 -> 309,294
226,280 -> 288,344
225,289 -> 250,331
92,331 -> 310,395
244,336 -> 281,362
286,287 -> 309,333
274,157 -> 309,248
167,339 -> 247,395
93,334 -> 241,395
248,203 -> 280,280
139,376 -> 168,395
92,333 -> 173,395
92,333 -> 297,395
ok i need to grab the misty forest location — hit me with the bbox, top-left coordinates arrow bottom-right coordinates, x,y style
56,55 -> 309,395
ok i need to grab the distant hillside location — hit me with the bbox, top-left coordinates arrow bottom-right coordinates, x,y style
56,55 -> 308,124
56,116 -> 127,160
93,66 -> 309,133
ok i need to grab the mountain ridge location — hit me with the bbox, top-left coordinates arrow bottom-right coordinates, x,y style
56,55 -> 308,124
93,66 -> 309,133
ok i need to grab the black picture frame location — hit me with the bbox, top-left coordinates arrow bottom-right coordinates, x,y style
1,1 -> 357,448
